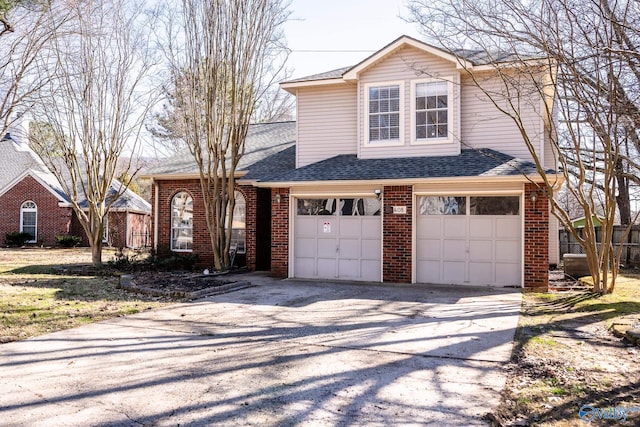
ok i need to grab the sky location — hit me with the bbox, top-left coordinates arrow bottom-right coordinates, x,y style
283,0 -> 424,80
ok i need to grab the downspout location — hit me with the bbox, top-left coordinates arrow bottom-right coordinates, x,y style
153,179 -> 159,252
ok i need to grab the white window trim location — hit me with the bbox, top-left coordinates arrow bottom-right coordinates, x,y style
20,200 -> 37,243
364,80 -> 405,147
410,76 -> 455,145
170,192 -> 193,252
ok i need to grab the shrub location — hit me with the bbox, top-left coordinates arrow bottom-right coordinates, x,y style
5,232 -> 33,247
55,234 -> 82,248
148,252 -> 199,271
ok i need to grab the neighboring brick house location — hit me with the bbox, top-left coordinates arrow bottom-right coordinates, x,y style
0,132 -> 151,249
146,35 -> 560,289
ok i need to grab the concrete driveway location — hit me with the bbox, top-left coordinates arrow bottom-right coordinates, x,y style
0,273 -> 521,426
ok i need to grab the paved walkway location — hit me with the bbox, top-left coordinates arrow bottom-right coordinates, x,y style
0,273 -> 522,426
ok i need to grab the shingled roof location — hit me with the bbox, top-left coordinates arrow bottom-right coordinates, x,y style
256,148 -> 549,183
145,121 -> 296,177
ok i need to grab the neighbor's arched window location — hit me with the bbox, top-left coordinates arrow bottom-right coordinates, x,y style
227,191 -> 246,254
171,191 -> 193,251
20,201 -> 37,243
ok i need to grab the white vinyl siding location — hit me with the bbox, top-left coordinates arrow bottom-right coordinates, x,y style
460,72 -> 544,163
357,45 -> 461,159
296,84 -> 357,168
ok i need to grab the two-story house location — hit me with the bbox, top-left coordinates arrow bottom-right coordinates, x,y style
147,36 -> 559,289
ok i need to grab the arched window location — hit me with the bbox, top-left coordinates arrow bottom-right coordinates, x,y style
228,191 -> 246,254
171,192 -> 193,251
20,201 -> 37,243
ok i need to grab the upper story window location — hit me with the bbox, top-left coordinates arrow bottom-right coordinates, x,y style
412,78 -> 454,144
171,191 -> 193,251
20,201 -> 37,243
366,81 -> 404,145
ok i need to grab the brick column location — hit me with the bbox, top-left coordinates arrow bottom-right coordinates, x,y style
271,188 -> 289,278
240,185 -> 257,271
383,185 -> 412,283
524,183 -> 549,290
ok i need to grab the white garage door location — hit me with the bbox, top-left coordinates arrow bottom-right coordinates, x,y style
294,197 -> 382,281
416,195 -> 521,287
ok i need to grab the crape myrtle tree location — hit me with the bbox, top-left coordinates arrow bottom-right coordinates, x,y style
29,0 -> 157,267
163,0 -> 289,270
408,0 -> 640,293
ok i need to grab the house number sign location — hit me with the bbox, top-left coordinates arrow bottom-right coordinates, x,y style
392,206 -> 407,214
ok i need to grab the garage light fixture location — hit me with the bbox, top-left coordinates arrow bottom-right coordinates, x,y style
374,189 -> 381,199
530,191 -> 538,203
275,193 -> 281,204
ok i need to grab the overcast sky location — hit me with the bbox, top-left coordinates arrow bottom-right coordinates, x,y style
284,0 -> 423,79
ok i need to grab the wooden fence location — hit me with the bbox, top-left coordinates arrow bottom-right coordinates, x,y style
559,225 -> 640,267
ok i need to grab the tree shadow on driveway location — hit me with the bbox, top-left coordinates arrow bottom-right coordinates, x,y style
0,278 -> 522,426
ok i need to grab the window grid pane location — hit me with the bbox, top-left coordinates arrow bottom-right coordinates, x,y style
171,192 -> 193,251
369,85 -> 400,142
415,81 -> 448,140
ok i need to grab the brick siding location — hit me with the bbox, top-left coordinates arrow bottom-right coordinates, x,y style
153,179 -> 254,269
0,175 -> 73,246
270,188 -> 289,278
524,183 -> 549,290
382,185 -> 413,283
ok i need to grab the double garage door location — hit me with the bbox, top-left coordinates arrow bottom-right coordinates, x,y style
292,194 -> 521,287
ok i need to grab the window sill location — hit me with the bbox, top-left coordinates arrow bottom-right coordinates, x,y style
411,138 -> 455,146
364,139 -> 404,148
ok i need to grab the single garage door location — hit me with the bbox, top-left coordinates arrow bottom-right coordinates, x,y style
294,197 -> 382,281
416,195 -> 521,287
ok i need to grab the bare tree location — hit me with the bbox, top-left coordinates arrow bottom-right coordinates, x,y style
0,3 -> 62,136
408,0 -> 640,293
29,0 -> 157,267
164,0 -> 289,270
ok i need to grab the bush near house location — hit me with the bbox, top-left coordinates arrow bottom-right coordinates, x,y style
5,232 -> 33,247
55,234 -> 82,248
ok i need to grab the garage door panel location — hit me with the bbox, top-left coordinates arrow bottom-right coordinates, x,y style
443,261 -> 466,283
443,217 -> 467,238
361,218 -> 382,239
496,217 -> 520,238
417,239 -> 441,260
295,217 -> 319,237
443,240 -> 466,260
339,239 -> 360,258
469,262 -> 492,285
495,240 -> 520,262
469,240 -> 492,261
338,259 -> 360,278
317,258 -> 336,278
495,263 -> 519,286
294,238 -> 317,258
339,218 -> 361,238
361,241 -> 381,260
317,239 -> 337,258
360,260 -> 381,281
417,260 -> 441,283
469,217 -> 493,238
295,258 -> 316,278
417,217 -> 442,238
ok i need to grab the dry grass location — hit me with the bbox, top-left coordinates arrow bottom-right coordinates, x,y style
495,275 -> 640,426
0,248 -> 176,343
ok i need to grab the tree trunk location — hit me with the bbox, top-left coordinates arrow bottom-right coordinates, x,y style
616,158 -> 631,225
91,239 -> 103,268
